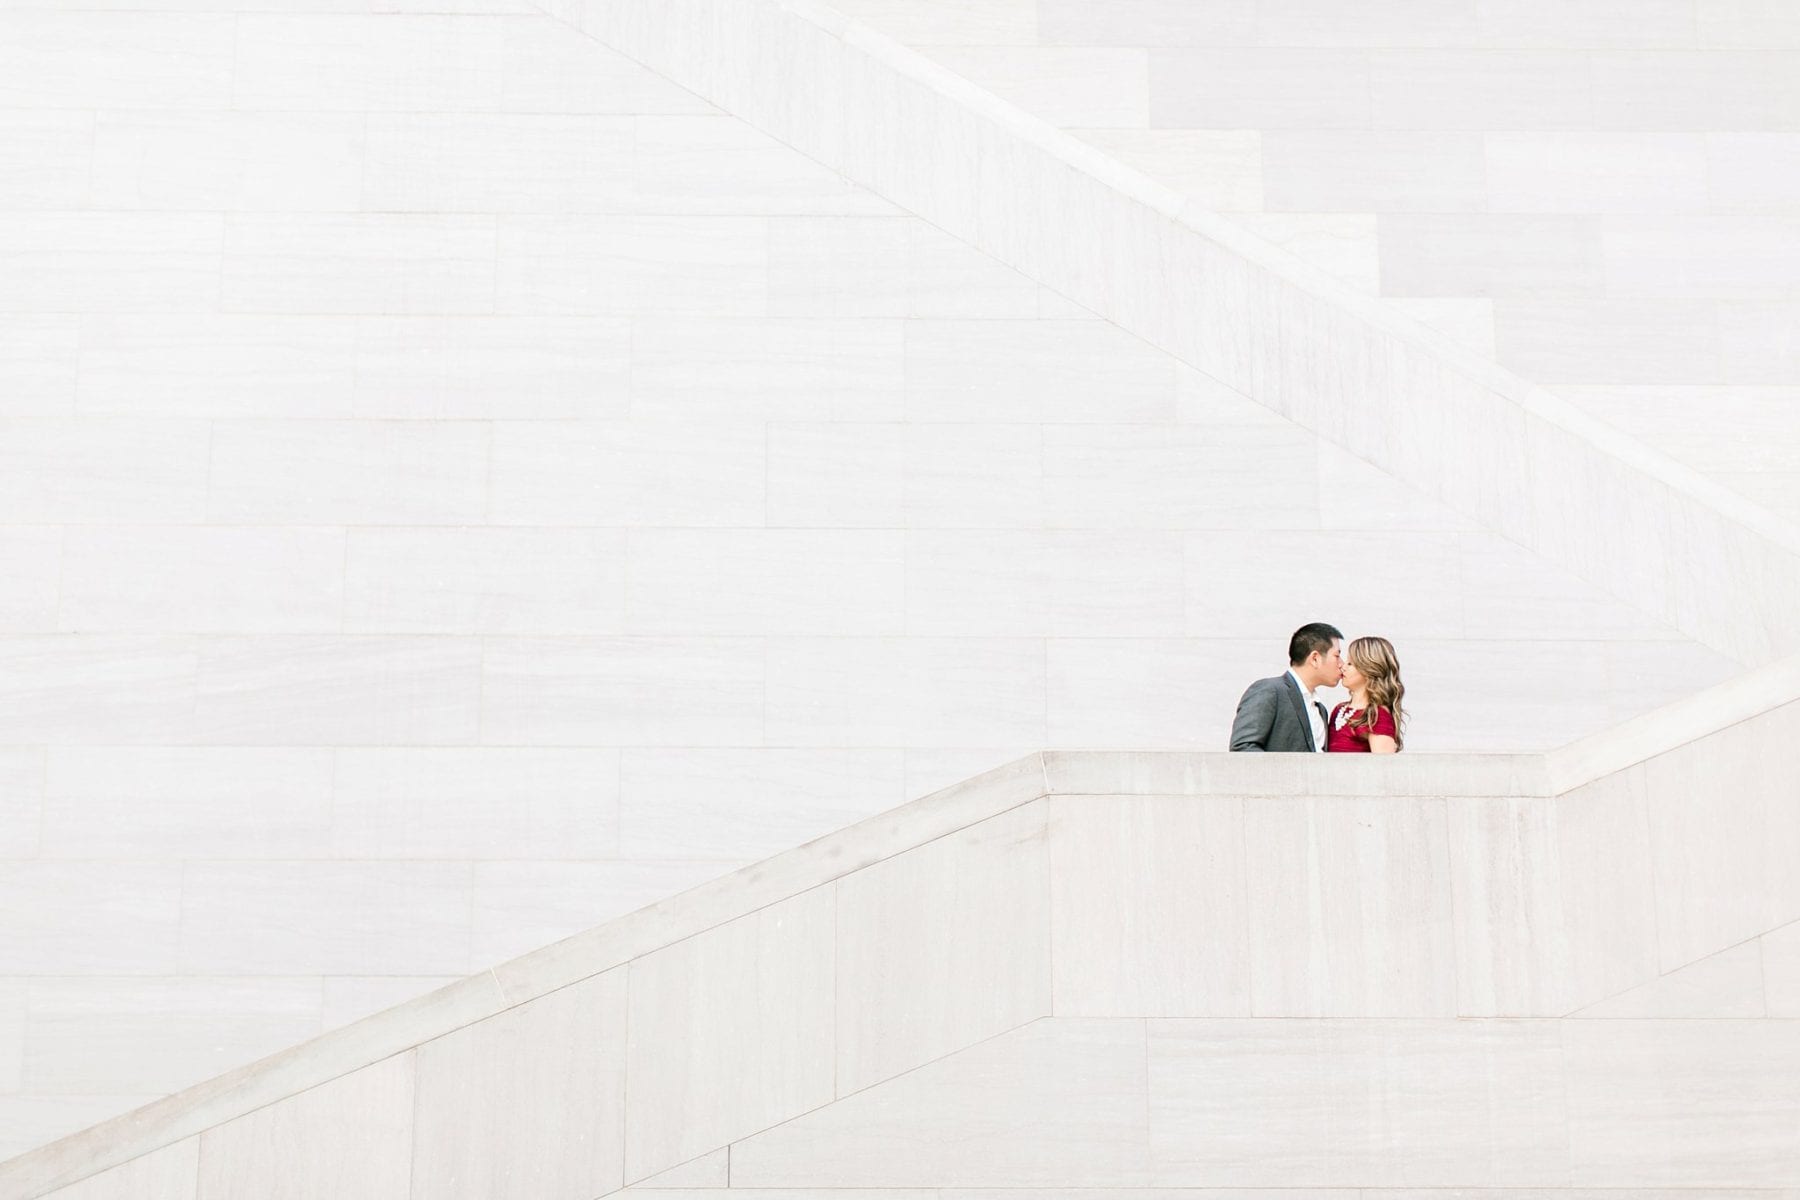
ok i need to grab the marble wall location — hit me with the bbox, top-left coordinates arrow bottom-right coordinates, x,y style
0,0 -> 1766,1160
832,0 -> 1800,525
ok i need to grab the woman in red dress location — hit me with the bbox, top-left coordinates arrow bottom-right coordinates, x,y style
1327,635 -> 1406,754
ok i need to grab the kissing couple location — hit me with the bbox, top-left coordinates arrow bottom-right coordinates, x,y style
1229,622 -> 1406,754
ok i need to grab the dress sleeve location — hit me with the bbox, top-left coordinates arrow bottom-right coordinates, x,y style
1371,706 -> 1398,738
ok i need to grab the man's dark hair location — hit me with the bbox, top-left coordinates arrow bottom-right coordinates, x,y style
1288,622 -> 1344,666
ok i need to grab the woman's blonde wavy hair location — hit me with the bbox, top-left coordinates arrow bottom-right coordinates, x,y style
1346,635 -> 1406,750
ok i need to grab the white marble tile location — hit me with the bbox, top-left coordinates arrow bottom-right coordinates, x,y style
633,115 -> 894,215
1643,708 -> 1800,972
480,637 -> 763,746
1073,130 -> 1262,211
489,420 -> 764,526
1487,133 -> 1711,213
1039,0 -> 1256,45
907,530 -> 1186,637
1390,296 -> 1497,357
632,318 -> 904,423
1050,795 -> 1250,1017
1476,0 -> 1699,46
1261,132 -> 1487,213
1604,215 -> 1800,299
362,113 -> 632,213
192,636 -> 482,745
321,976 -> 462,1030
1559,386 -> 1800,472
0,418 -> 209,524
0,635 -> 197,744
0,527 -> 61,631
496,215 -> 766,315
0,12 -> 233,108
733,1019 -> 1151,1186
1185,530 -> 1465,639
1701,0 -> 1800,45
0,747 -> 42,858
231,13 -> 502,112
923,48 -> 1148,127
1495,299 -> 1721,384
207,420 -> 489,524
903,746 -> 1037,799
413,968 -> 626,1200
91,111 -> 362,212
904,319 -> 1176,424
834,0 -> 1035,44
0,111 -> 92,210
1245,797 -> 1459,1016
1764,920 -> 1800,1016
351,315 -> 629,420
902,423 -> 1044,527
1450,772 -> 1660,1017
1591,50 -> 1800,130
1258,0 -> 1481,46
343,527 -> 626,635
23,977 -> 322,1095
0,316 -> 79,417
626,530 -> 906,635
624,885 -> 835,1180
471,860 -> 734,965
768,218 -> 1046,318
1565,1020 -> 1800,1186
1042,424 -> 1317,529
1381,213 -> 1604,298
764,637 -> 1047,747
0,864 -> 182,973
1045,637 -> 1271,750
76,315 -> 358,419
1231,212 -> 1382,293
1574,941 -> 1766,1017
1707,133 -> 1800,211
1148,1019 -> 1568,1185
837,802 -> 1050,1094
60,526 -> 345,634
0,979 -> 23,1093
1370,50 -> 1594,129
1317,445 -> 1480,532
494,16 -> 715,114
766,423 -> 906,528
41,746 -> 333,859
1722,301 -> 1800,384
1460,535 -> 1684,642
197,1052 -> 414,1200
219,212 -> 493,316
1149,50 -> 1370,129
40,1138 -> 198,1200
180,862 -> 472,975
618,748 -> 905,859
628,1147 -> 728,1187
332,747 -> 619,859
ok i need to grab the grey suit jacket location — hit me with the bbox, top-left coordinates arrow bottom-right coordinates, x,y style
1229,672 -> 1328,752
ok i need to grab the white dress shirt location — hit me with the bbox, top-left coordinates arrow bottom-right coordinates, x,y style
1287,667 -> 1326,753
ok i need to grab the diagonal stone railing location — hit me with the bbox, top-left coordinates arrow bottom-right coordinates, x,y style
5,652 -> 1799,1195
529,0 -> 1800,668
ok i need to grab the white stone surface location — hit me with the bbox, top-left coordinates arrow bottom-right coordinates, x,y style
195,1054 -> 414,1200
412,968 -> 627,1200
835,801 -> 1050,1093
624,885 -> 836,1180
41,1140 -> 197,1200
732,1019 -> 1151,1187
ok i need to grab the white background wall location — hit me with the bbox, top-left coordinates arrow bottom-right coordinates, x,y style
834,0 -> 1800,523
0,0 -> 1750,1159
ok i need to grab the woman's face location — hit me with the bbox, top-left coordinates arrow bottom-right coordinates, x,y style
1341,657 -> 1365,693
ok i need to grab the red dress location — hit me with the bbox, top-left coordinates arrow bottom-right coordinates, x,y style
1327,702 -> 1398,752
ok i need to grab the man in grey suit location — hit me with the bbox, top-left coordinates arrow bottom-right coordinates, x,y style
1229,622 -> 1344,752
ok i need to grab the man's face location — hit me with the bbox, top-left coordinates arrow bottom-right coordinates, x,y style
1312,640 -> 1345,688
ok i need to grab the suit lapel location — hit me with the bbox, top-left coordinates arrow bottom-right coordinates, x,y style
1282,672 -> 1316,751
